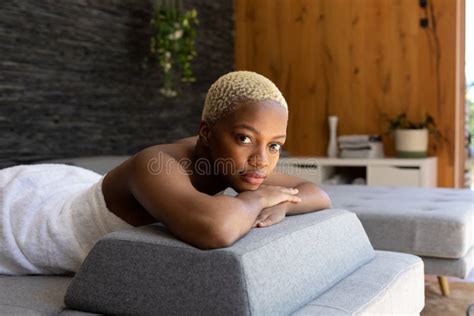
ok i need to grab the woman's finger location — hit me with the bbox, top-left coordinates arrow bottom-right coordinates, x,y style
261,219 -> 272,227
256,217 -> 269,228
281,187 -> 298,194
259,216 -> 273,227
283,194 -> 301,203
257,213 -> 270,223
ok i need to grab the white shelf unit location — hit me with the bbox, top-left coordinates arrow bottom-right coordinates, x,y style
277,156 -> 437,188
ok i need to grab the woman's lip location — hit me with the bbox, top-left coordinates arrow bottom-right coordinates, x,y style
241,171 -> 266,178
241,174 -> 266,185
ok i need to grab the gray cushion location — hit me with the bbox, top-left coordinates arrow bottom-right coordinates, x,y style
422,245 -> 474,278
65,209 -> 375,315
37,156 -> 130,175
292,251 -> 424,315
322,185 -> 474,259
59,310 -> 101,315
0,275 -> 71,315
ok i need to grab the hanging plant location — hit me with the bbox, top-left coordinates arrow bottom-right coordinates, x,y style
147,0 -> 199,97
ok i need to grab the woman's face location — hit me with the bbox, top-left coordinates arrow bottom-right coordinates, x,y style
204,100 -> 288,192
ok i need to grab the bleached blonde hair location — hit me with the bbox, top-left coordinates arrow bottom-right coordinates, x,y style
201,71 -> 288,125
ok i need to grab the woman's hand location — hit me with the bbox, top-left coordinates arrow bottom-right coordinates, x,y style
255,185 -> 301,208
252,202 -> 289,228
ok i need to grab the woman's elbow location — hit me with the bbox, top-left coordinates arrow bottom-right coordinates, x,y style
308,184 -> 332,210
319,188 -> 332,209
192,220 -> 240,250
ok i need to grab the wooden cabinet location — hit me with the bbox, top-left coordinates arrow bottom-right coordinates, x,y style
277,157 -> 437,188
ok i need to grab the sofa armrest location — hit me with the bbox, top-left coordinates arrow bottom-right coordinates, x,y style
65,209 -> 374,315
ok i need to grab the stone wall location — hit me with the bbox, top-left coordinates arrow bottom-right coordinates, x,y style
0,0 -> 233,167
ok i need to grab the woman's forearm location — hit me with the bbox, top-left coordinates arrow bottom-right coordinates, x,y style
200,186 -> 309,248
205,191 -> 265,246
285,182 -> 331,215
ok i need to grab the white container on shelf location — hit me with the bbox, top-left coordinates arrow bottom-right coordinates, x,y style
394,128 -> 428,158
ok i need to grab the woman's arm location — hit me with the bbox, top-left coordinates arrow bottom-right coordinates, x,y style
285,181 -> 331,215
262,170 -> 332,214
252,171 -> 331,228
128,149 -> 300,249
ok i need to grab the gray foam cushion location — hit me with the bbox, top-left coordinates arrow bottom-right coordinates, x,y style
65,209 -> 375,315
292,251 -> 424,315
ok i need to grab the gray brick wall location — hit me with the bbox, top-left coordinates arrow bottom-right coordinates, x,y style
0,0 -> 233,168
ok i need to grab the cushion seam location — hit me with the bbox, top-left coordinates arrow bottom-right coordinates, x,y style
352,259 -> 422,314
238,257 -> 252,316
296,303 -> 350,313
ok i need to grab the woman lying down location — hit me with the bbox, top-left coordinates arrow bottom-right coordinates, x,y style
0,71 -> 331,275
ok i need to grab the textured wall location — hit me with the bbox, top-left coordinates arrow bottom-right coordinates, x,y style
0,0 -> 233,168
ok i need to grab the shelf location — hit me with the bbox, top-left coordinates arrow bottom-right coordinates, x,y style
277,156 -> 437,187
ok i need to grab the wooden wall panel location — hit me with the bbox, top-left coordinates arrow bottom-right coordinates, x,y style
235,0 -> 464,187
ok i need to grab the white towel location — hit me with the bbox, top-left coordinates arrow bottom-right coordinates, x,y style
340,142 -> 384,159
0,164 -> 133,275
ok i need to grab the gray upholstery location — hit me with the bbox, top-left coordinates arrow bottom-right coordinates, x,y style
292,251 -> 424,315
423,245 -> 474,278
60,311 -> 100,316
322,185 -> 474,259
0,157 -> 427,314
38,156 -> 130,175
0,275 -> 71,315
0,209 -> 424,315
65,209 -> 376,315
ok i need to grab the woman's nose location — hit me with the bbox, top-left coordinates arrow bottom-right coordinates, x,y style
248,150 -> 269,168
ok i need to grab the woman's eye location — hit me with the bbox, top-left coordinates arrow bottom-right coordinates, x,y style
269,143 -> 282,152
238,135 -> 252,144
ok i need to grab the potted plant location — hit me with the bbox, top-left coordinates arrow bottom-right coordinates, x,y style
146,0 -> 199,97
386,113 -> 442,158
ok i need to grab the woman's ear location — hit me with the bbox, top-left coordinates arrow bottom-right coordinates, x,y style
198,121 -> 211,146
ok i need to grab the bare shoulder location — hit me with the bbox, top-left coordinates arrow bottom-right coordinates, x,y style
128,140 -> 196,190
102,140 -> 197,226
131,144 -> 192,179
137,136 -> 197,161
174,135 -> 198,145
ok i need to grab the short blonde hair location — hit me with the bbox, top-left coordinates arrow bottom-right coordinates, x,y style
202,71 -> 288,125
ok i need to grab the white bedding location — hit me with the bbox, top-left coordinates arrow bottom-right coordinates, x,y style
0,164 -> 132,275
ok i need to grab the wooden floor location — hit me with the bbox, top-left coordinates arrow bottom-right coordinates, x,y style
422,275 -> 474,315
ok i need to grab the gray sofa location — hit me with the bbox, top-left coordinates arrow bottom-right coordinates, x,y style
321,184 -> 474,280
0,156 -> 425,314
1,209 -> 424,315
278,157 -> 474,296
